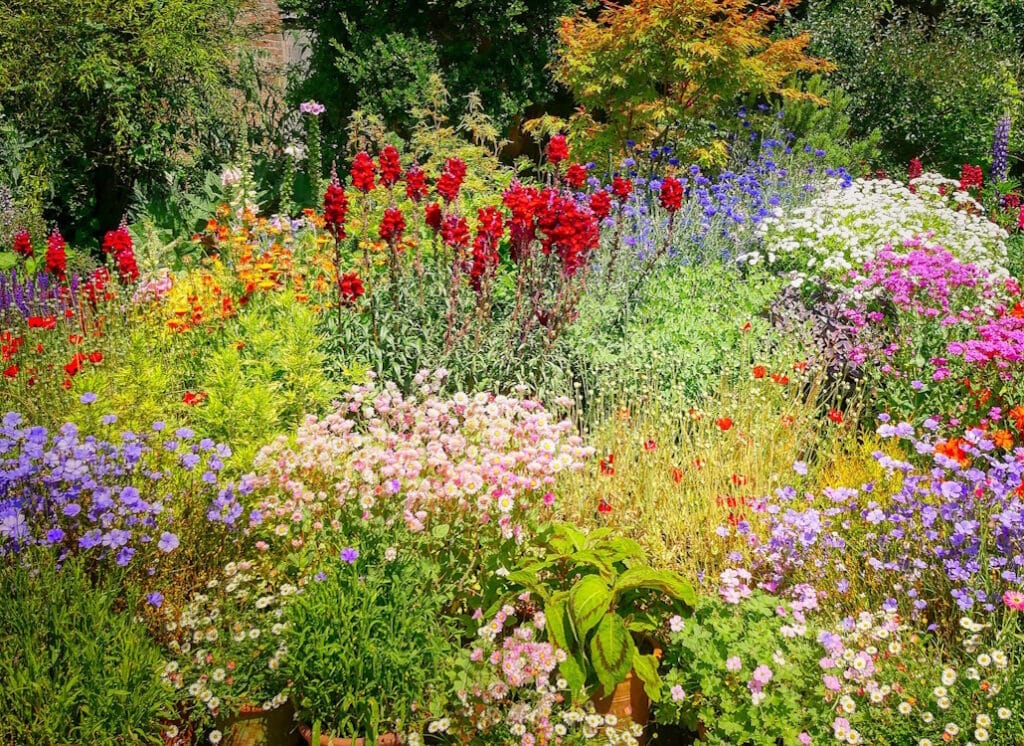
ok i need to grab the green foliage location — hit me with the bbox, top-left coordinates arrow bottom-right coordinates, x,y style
798,0 -> 1024,172
283,524 -> 458,740
0,0 -> 255,241
509,522 -> 696,701
281,0 -> 579,149
0,552 -> 174,744
655,592 -> 825,745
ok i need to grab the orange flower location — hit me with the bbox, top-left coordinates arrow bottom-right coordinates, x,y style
716,417 -> 733,431
671,468 -> 684,483
993,429 -> 1014,449
643,439 -> 657,451
752,365 -> 767,379
182,391 -> 207,406
771,373 -> 789,385
793,360 -> 808,372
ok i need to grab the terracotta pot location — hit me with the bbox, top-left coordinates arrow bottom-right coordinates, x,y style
219,702 -> 300,746
297,723 -> 401,746
592,671 -> 651,727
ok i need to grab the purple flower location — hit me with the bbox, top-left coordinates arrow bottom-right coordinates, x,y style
79,392 -> 98,405
300,100 -> 326,116
147,592 -> 164,608
157,532 -> 179,553
340,547 -> 359,564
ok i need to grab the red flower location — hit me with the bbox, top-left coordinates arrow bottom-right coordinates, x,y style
338,272 -> 365,303
441,215 -> 470,249
11,230 -> 32,258
436,157 -> 467,203
643,438 -> 657,451
959,163 -> 983,192
27,315 -> 56,330
377,145 -> 403,187
404,164 -> 428,203
350,151 -> 376,193
716,417 -> 733,431
68,334 -> 83,345
1018,205 -> 1024,231
87,351 -> 103,364
469,207 -> 504,293
182,390 -> 207,406
612,176 -> 633,200
102,222 -> 139,283
64,352 -> 87,377
44,230 -> 67,281
599,453 -> 615,475
546,134 -> 569,165
752,365 -> 767,379
565,163 -> 588,189
536,191 -> 600,276
589,190 -> 612,220
908,157 -> 922,181
731,473 -> 747,486
793,360 -> 808,372
828,409 -> 843,424
659,176 -> 684,212
503,181 -> 543,263
378,207 -> 406,245
3,364 -> 18,378
597,498 -> 613,514
323,170 -> 349,240
772,372 -> 789,385
424,202 -> 443,232
671,467 -> 684,483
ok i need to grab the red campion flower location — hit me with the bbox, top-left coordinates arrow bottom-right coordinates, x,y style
546,134 -> 569,165
323,168 -> 349,240
659,176 -> 684,212
350,151 -> 376,193
436,157 -> 467,203
182,390 -> 207,406
378,145 -> 403,187
11,230 -> 32,258
468,206 -> 504,293
424,202 -> 443,232
44,230 -> 67,281
589,190 -> 612,221
378,207 -> 406,245
404,164 -> 428,203
338,272 -> 365,303
441,215 -> 470,249
565,163 -> 588,189
612,176 -> 633,200
959,164 -> 983,192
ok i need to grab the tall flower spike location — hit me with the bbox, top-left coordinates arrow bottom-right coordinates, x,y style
324,162 -> 349,241
991,115 -> 1012,185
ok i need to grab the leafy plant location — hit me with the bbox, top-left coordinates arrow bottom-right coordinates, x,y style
282,527 -> 459,741
508,522 -> 697,702
0,551 -> 175,744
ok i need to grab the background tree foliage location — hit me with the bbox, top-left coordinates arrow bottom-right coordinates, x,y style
795,0 -> 1024,172
550,0 -> 833,159
0,0 -> 257,243
279,0 -> 581,155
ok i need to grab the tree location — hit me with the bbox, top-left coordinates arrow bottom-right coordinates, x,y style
551,0 -> 833,157
0,0 -> 258,242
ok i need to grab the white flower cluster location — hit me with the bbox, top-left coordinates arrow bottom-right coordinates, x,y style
741,174 -> 1009,286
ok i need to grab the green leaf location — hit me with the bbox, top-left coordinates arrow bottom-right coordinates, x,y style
559,653 -> 587,699
545,593 -> 571,652
0,252 -> 16,270
568,575 -> 613,638
590,614 -> 634,697
614,567 -> 697,607
430,523 -> 450,539
632,650 -> 662,702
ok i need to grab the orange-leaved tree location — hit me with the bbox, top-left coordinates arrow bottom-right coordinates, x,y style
551,0 -> 834,160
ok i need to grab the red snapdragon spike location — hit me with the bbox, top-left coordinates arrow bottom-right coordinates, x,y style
503,182 -> 543,262
378,145 -> 403,187
350,152 -> 376,193
323,168 -> 349,240
436,157 -> 467,203
424,202 -> 443,232
546,134 -> 569,165
378,207 -> 406,245
597,499 -> 613,514
589,190 -> 612,220
612,176 -> 633,200
11,230 -> 32,258
45,230 -> 67,281
535,190 -> 600,276
468,206 -> 505,293
338,272 -> 364,303
908,157 -> 922,192
405,164 -> 428,203
440,215 -> 470,249
659,175 -> 684,212
565,163 -> 588,189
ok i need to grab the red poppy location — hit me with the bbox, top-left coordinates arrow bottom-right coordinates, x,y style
692,458 -> 704,470
643,439 -> 657,451
61,378 -> 72,390
771,373 -> 789,385
752,365 -> 767,379
597,499 -> 613,514
64,352 -> 87,377
671,467 -> 684,483
827,409 -> 843,424
87,351 -> 103,364
716,417 -> 733,431
68,334 -> 83,345
3,364 -> 17,378
781,414 -> 796,427
599,454 -> 615,475
182,391 -> 207,406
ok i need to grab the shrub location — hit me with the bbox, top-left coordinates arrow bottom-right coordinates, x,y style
0,552 -> 174,744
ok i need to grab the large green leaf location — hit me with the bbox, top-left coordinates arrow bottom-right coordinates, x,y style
590,614 -> 634,697
559,653 -> 587,700
614,567 -> 697,607
568,575 -> 613,638
631,650 -> 662,702
545,593 -> 571,652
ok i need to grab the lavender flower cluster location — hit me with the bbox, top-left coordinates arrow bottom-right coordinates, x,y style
0,268 -> 80,320
0,411 -> 258,568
